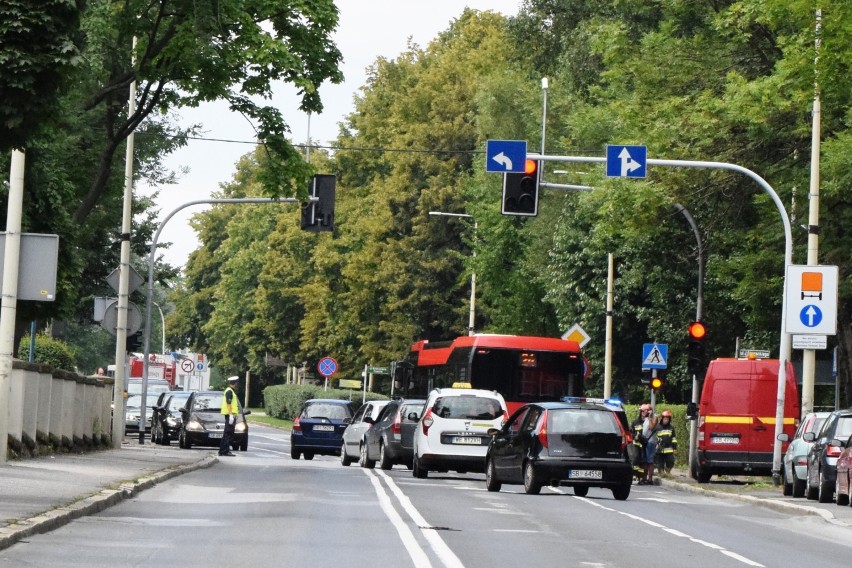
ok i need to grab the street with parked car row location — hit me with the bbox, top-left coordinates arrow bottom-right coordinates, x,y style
3,424 -> 852,568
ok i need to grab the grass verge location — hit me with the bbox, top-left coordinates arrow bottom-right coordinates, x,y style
246,410 -> 292,431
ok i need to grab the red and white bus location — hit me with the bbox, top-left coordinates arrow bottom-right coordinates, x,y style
395,334 -> 587,413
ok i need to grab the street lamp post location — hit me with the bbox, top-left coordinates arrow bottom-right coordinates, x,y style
428,211 -> 477,335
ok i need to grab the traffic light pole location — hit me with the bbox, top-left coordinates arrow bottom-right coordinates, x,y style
137,197 -> 308,444
529,152 -> 793,483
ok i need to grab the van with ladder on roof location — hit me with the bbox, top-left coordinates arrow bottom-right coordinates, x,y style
691,353 -> 799,483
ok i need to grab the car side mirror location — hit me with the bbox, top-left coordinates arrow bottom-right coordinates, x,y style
243,409 -> 252,416
777,433 -> 789,442
831,438 -> 845,448
363,417 -> 374,425
802,432 -> 816,442
686,402 -> 698,420
487,428 -> 500,437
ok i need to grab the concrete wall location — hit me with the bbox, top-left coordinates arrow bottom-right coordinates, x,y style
8,360 -> 114,457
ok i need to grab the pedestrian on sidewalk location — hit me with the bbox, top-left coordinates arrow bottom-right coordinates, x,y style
220,376 -> 240,457
642,406 -> 660,485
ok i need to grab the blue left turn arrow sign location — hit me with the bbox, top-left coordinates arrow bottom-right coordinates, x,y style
486,140 -> 527,173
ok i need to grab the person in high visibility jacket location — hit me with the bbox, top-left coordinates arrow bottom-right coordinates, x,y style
654,410 -> 678,475
629,404 -> 652,483
220,376 -> 240,457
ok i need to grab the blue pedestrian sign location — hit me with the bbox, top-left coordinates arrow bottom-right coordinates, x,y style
317,356 -> 338,377
486,140 -> 527,173
641,343 -> 668,369
606,145 -> 647,178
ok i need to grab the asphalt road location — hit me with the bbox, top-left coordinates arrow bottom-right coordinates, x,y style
2,425 -> 851,568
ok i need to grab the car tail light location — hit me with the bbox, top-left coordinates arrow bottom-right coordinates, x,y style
537,410 -> 549,449
421,409 -> 433,435
827,443 -> 843,458
293,416 -> 301,431
616,418 -> 631,451
391,412 -> 401,435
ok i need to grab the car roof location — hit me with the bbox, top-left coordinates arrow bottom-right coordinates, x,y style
429,388 -> 504,399
531,401 -> 616,411
305,398 -> 355,405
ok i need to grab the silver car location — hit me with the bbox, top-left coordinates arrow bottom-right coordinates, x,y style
780,411 -> 829,497
340,400 -> 390,466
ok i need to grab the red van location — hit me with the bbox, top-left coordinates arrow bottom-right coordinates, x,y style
692,357 -> 799,483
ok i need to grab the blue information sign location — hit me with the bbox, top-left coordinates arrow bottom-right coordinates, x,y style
606,145 -> 647,178
486,140 -> 527,173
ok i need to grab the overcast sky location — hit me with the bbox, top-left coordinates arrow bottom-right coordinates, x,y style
142,0 -> 521,268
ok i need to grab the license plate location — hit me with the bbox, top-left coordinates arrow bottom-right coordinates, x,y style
313,425 -> 335,432
712,436 -> 739,445
208,432 -> 222,439
569,469 -> 602,479
452,436 -> 481,445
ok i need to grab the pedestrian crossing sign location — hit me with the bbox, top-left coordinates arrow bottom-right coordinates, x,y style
641,343 -> 668,369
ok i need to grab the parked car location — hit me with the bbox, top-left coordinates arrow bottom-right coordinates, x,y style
291,399 -> 358,460
125,392 -> 166,433
340,400 -> 391,466
362,398 -> 426,469
412,387 -> 507,478
151,391 -> 192,446
779,411 -> 829,497
178,390 -> 250,451
126,378 -> 171,398
835,435 -> 852,506
804,408 -> 852,503
485,400 -> 633,498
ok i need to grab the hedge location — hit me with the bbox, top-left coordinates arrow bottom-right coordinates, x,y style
263,384 -> 389,421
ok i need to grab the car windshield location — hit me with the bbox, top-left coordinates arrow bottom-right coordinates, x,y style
126,395 -> 156,410
432,396 -> 501,420
548,408 -> 620,435
167,396 -> 190,411
302,403 -> 350,420
837,416 -> 852,439
193,394 -> 224,411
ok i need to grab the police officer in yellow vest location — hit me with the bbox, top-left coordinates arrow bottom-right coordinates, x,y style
220,376 -> 240,457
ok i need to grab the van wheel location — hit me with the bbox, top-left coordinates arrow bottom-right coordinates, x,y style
413,454 -> 428,479
573,486 -> 589,497
818,472 -> 834,503
485,459 -> 501,492
523,462 -> 542,495
696,471 -> 711,484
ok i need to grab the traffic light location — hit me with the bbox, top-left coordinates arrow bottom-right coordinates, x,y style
687,320 -> 707,376
301,174 -> 336,232
501,159 -> 540,216
125,330 -> 143,352
641,369 -> 651,385
650,373 -> 666,390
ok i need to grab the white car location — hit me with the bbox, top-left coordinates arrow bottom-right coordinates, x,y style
340,400 -> 391,467
780,411 -> 829,497
412,387 -> 507,478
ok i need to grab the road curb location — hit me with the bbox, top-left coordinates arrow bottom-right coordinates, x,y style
660,478 -> 850,526
0,454 -> 218,551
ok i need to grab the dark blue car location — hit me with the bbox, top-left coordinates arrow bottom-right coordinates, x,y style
291,399 -> 358,460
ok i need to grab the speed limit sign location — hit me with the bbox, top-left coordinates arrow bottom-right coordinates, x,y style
180,358 -> 195,373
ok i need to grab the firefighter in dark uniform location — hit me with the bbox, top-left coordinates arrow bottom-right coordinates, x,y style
629,403 -> 652,482
655,409 -> 677,475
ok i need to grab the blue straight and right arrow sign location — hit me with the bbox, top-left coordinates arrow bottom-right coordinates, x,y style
606,145 -> 647,178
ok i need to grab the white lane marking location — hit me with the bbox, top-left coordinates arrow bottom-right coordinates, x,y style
253,448 -> 292,457
472,508 -> 525,515
362,469 -> 432,568
494,529 -> 539,533
577,497 -> 764,567
375,470 -> 466,568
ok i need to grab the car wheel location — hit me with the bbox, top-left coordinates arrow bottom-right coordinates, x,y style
485,459 -> 501,492
182,431 -> 192,450
818,471 -> 834,503
359,443 -> 375,469
290,448 -> 301,460
413,454 -> 428,479
239,438 -> 248,452
378,442 -> 393,470
782,467 -> 793,496
573,485 -> 589,497
792,469 -> 806,498
836,479 -> 849,506
523,461 -> 542,495
340,442 -> 353,466
304,452 -> 315,461
611,484 -> 630,501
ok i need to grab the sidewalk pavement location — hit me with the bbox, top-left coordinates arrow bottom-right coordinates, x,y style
0,437 -> 217,551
